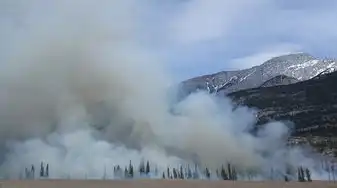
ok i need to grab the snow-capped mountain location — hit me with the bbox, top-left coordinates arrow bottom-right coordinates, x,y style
181,53 -> 337,95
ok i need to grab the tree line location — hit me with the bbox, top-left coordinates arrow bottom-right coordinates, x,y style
21,160 -> 336,183
23,162 -> 49,179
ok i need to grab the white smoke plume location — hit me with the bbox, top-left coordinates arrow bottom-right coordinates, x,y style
0,0 -> 331,180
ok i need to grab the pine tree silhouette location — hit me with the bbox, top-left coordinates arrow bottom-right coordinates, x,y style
128,160 -> 134,178
31,165 -> 35,179
227,163 -> 232,180
139,160 -> 145,175
221,165 -> 228,180
205,168 -> 210,179
179,166 -> 184,179
173,168 -> 178,179
305,168 -> 312,182
167,167 -> 170,178
285,165 -> 293,181
116,165 -> 121,178
45,164 -> 49,178
193,164 -> 199,179
297,167 -> 305,182
145,161 -> 150,175
300,167 -> 305,182
124,167 -> 129,179
297,167 -> 302,182
40,162 -> 44,177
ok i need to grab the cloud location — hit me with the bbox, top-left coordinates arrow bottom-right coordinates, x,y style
3,0 -> 336,81
228,43 -> 303,70
166,0 -> 260,45
151,0 -> 337,80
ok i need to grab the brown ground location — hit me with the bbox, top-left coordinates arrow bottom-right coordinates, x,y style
0,180 -> 336,188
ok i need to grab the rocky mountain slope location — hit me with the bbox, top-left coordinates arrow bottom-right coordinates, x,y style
181,53 -> 337,95
228,71 -> 337,155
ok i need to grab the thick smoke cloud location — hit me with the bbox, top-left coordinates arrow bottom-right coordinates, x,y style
0,0 -> 329,180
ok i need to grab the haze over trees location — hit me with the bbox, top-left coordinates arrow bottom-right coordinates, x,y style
20,160 -> 336,183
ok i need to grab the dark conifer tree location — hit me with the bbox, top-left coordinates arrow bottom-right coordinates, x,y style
285,165 -> 293,180
173,168 -> 178,179
145,161 -> 150,175
297,167 -> 302,182
297,167 -> 305,182
162,172 -> 165,179
305,168 -> 312,182
205,167 -> 210,179
139,160 -> 145,175
115,165 -> 121,178
167,167 -> 170,178
332,165 -> 335,183
227,163 -> 232,180
124,167 -> 129,179
31,165 -> 35,179
46,164 -> 49,177
40,162 -> 44,177
180,166 -> 184,179
128,160 -> 134,178
300,167 -> 305,182
221,165 -> 228,180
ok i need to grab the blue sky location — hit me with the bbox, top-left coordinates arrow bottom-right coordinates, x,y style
1,0 -> 337,82
141,0 -> 337,81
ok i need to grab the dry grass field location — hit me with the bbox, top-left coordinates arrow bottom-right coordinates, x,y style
0,180 -> 336,188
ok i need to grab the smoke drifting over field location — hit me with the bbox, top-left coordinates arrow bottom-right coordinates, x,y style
0,0 -> 330,180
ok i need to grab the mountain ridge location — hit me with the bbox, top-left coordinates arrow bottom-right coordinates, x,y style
181,53 -> 337,95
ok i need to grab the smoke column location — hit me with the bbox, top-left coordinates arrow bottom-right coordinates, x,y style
0,0 -> 329,180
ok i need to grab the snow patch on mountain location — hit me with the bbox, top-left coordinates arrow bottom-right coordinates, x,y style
288,60 -> 319,71
182,53 -> 337,95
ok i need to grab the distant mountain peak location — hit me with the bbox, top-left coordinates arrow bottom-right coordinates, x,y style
263,53 -> 314,65
181,53 -> 337,96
